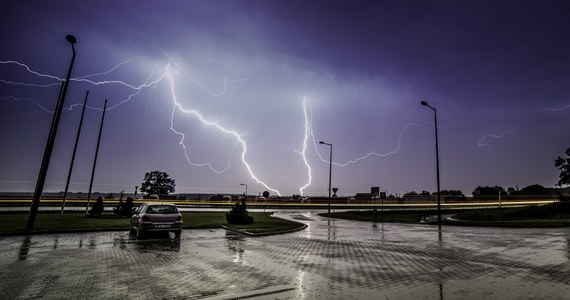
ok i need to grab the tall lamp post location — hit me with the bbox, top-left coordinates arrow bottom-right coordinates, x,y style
319,141 -> 332,214
240,183 -> 248,199
28,35 -> 77,230
420,100 -> 442,225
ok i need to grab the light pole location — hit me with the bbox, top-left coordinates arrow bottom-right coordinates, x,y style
319,141 -> 332,214
28,35 -> 77,230
61,91 -> 89,216
86,99 -> 108,214
240,183 -> 248,199
420,100 -> 442,225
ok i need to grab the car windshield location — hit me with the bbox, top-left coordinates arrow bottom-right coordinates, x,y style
145,205 -> 178,214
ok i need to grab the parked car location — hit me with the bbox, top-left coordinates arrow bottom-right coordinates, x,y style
130,203 -> 183,238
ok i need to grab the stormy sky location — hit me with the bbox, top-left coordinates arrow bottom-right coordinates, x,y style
1,0 -> 569,197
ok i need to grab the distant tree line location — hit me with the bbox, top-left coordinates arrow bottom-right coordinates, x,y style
472,184 -> 568,198
403,190 -> 466,199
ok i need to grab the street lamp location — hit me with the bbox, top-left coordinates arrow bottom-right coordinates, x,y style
240,183 -> 248,199
28,35 -> 77,230
319,141 -> 332,214
420,100 -> 442,225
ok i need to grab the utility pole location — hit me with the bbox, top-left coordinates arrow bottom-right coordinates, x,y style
28,35 -> 77,230
61,91 -> 89,216
86,100 -> 108,214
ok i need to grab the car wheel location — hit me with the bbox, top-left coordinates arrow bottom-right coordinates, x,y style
129,222 -> 136,235
174,230 -> 181,239
136,225 -> 144,239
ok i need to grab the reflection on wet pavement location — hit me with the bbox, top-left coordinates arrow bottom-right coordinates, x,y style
0,211 -> 569,299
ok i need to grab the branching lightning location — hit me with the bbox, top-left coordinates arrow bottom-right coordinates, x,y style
164,63 -> 282,196
546,104 -> 570,112
75,58 -> 133,80
1,56 -> 287,195
0,96 -> 53,113
478,131 -> 513,148
311,122 -> 432,167
296,97 -> 313,196
180,68 -> 248,97
2,55 -> 476,196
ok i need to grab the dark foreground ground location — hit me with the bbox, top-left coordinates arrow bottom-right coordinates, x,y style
0,210 -> 569,299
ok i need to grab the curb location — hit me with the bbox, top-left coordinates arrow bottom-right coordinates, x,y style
1,224 -> 309,238
222,224 -> 308,237
0,227 -> 128,237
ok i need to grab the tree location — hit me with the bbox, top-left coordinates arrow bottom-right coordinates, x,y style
226,199 -> 254,224
437,190 -> 466,199
114,197 -> 134,217
518,184 -> 548,195
472,186 -> 505,198
90,196 -> 104,216
555,147 -> 570,187
507,187 -> 517,196
403,191 -> 418,197
140,171 -> 175,197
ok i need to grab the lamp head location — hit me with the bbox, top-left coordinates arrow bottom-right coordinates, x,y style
319,141 -> 325,144
66,35 -> 77,44
420,100 -> 428,106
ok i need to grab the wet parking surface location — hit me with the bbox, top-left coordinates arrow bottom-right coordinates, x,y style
0,211 -> 569,299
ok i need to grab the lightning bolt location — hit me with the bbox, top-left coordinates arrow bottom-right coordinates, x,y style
1,58 -> 164,112
546,104 -> 570,112
7,56 -> 478,196
0,59 -> 158,91
180,68 -> 248,97
478,131 -> 513,148
2,57 -> 287,195
296,97 -> 313,196
311,122 -> 432,167
164,63 -> 282,196
0,60 -> 63,87
0,96 -> 53,113
75,58 -> 133,80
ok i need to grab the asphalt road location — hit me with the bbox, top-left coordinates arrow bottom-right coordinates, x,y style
0,211 -> 568,299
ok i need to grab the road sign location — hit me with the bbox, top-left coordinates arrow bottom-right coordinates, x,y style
371,187 -> 379,195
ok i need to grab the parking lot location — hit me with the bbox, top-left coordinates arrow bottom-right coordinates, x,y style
0,211 -> 569,299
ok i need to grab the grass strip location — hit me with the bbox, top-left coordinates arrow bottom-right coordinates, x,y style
324,205 -> 570,227
322,210 -> 435,223
0,211 -> 305,235
224,212 -> 304,234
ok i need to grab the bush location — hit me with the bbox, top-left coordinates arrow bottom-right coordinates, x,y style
90,196 -> 104,216
114,197 -> 134,217
226,199 -> 254,224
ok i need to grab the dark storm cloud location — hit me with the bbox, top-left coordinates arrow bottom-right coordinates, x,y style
1,0 -> 569,195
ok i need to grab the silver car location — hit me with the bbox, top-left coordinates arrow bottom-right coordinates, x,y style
130,203 -> 183,238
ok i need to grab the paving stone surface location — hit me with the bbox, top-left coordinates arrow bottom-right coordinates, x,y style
0,211 -> 569,299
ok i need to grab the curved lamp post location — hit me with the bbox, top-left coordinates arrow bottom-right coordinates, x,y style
319,141 -> 332,214
420,100 -> 442,225
28,35 -> 77,230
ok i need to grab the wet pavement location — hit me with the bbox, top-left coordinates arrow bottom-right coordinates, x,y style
0,211 -> 569,299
